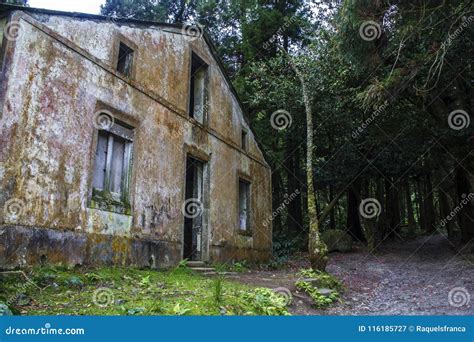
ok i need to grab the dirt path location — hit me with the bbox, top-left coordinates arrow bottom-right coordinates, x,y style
233,234 -> 474,315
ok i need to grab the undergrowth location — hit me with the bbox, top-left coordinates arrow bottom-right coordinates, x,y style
0,265 -> 289,316
295,269 -> 343,308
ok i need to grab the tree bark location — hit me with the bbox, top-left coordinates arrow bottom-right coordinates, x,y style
284,50 -> 328,271
271,168 -> 284,235
346,184 -> 365,242
455,165 -> 474,243
416,177 -> 426,232
329,185 -> 336,230
405,179 -> 416,237
424,173 -> 436,233
285,133 -> 304,235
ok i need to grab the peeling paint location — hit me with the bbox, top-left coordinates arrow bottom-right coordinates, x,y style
0,10 -> 272,269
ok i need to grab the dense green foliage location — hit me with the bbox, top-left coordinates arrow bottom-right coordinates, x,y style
101,1 -> 473,255
1,266 -> 289,315
295,269 -> 342,307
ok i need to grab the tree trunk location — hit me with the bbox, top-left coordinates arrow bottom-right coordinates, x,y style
390,179 -> 402,238
405,179 -> 416,237
285,134 -> 304,235
271,168 -> 284,235
438,187 -> 453,238
346,184 -> 365,242
424,173 -> 436,233
285,52 -> 327,271
329,185 -> 336,230
416,177 -> 426,232
455,166 -> 474,243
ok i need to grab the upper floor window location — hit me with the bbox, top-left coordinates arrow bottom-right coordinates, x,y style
92,115 -> 134,212
189,52 -> 209,124
116,42 -> 134,77
241,128 -> 248,151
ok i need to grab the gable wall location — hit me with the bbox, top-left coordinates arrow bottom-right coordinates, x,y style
0,11 -> 272,268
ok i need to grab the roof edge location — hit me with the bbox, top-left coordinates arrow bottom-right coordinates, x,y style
0,3 -> 271,168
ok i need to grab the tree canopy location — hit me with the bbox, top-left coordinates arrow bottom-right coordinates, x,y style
101,0 -> 473,266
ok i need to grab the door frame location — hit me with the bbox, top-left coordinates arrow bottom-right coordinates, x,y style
181,146 -> 211,262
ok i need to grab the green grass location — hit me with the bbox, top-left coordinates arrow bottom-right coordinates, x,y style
0,266 -> 289,316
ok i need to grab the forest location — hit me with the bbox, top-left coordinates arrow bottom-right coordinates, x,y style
97,0 -> 473,265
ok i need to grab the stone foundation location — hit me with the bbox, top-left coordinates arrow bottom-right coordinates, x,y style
0,225 -> 180,269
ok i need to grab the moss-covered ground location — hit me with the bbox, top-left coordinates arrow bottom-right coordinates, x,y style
0,265 -> 290,316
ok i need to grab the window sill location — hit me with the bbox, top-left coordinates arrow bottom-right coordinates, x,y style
90,190 -> 131,215
237,229 -> 253,237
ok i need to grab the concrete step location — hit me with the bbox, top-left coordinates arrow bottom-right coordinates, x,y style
190,267 -> 216,272
203,271 -> 239,277
186,261 -> 206,267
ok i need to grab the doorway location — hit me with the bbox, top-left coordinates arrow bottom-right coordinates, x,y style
183,156 -> 206,261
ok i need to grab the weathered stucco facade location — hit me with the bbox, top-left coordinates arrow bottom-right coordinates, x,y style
0,6 -> 272,269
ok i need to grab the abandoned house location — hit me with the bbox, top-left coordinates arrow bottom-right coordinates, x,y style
0,5 -> 272,269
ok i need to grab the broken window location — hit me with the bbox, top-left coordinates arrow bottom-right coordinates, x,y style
116,42 -> 134,77
238,179 -> 251,232
189,52 -> 209,124
92,117 -> 134,210
241,128 -> 248,151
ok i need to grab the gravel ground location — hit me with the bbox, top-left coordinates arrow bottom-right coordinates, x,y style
234,234 -> 474,315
